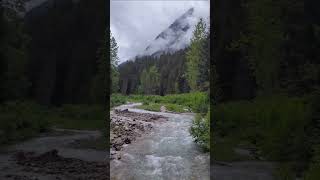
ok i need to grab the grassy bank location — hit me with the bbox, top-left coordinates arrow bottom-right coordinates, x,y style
0,101 -> 106,146
111,92 -> 208,113
48,104 -> 105,130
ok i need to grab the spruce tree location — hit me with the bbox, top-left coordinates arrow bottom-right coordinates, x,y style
186,18 -> 207,92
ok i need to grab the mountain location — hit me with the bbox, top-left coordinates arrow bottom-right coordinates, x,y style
142,7 -> 198,57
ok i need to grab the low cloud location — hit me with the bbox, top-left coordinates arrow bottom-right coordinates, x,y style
111,0 -> 210,63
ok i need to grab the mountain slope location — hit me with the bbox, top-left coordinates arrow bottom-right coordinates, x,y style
142,7 -> 198,57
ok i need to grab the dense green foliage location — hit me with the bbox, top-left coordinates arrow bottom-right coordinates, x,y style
139,66 -> 160,94
185,19 -> 210,150
119,49 -> 189,95
214,0 -> 320,178
190,111 -> 210,151
214,96 -> 310,160
213,94 -> 320,177
110,93 -> 127,108
186,18 -> 207,92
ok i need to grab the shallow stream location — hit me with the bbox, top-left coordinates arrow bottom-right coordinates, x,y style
110,103 -> 210,180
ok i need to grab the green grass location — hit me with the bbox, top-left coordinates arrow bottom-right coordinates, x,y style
165,103 -> 188,112
137,103 -> 162,112
137,103 -> 188,113
111,92 -> 208,113
0,101 -> 106,146
48,104 -> 105,131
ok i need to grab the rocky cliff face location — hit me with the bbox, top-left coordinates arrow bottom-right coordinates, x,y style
143,8 -> 198,57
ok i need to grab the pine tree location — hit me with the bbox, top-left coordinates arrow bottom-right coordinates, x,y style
186,18 -> 207,92
140,66 -> 160,94
110,32 -> 119,93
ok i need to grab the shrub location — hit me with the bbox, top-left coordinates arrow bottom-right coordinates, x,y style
0,101 -> 49,144
190,110 -> 210,151
110,93 -> 127,108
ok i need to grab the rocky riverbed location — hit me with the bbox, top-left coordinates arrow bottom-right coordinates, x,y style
110,108 -> 168,160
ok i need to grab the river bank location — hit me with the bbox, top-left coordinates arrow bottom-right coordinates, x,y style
0,129 -> 108,180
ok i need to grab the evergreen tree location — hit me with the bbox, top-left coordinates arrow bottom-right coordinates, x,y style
139,65 -> 160,94
110,32 -> 119,93
186,18 -> 207,92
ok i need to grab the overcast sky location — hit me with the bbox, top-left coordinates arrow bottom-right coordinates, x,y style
111,0 -> 210,63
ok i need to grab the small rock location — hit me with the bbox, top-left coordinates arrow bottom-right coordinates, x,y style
124,138 -> 131,144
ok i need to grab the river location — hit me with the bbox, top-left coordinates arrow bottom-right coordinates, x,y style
110,103 -> 210,180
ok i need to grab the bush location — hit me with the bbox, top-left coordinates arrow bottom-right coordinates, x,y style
0,101 -> 49,144
190,110 -> 210,151
110,93 -> 127,108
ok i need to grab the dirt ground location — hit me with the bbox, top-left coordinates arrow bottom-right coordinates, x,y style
0,129 -> 108,180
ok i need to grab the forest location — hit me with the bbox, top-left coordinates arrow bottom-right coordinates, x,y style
213,0 -> 320,179
0,0 -> 107,145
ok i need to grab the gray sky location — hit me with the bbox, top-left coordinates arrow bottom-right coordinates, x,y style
111,0 -> 210,63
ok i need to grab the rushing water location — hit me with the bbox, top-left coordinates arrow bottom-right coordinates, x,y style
110,104 -> 210,180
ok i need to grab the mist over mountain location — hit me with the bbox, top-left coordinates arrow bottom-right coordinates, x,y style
139,7 -> 201,58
